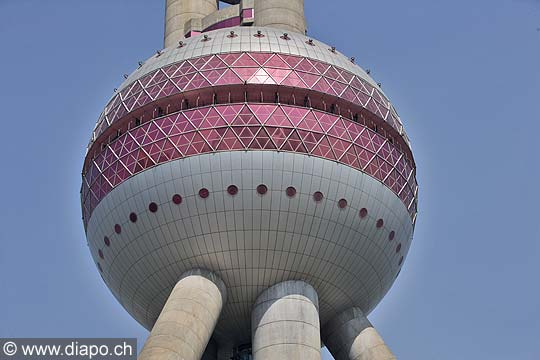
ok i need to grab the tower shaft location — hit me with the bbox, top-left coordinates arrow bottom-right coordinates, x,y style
164,0 -> 218,47
253,0 -> 306,34
164,0 -> 307,48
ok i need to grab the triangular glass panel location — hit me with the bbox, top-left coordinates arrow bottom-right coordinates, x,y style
340,144 -> 361,169
217,128 -> 243,150
249,68 -> 276,84
266,68 -> 292,84
313,61 -> 330,75
281,129 -> 307,153
189,56 -> 209,70
188,132 -> 211,154
280,54 -> 303,68
232,53 -> 260,67
248,104 -> 276,124
200,55 -> 227,70
311,136 -> 336,160
312,77 -> 334,95
266,54 -> 290,69
328,137 -> 349,160
187,108 -> 210,129
200,128 -> 227,150
265,106 -> 292,127
266,127 -> 293,149
232,67 -> 259,82
201,69 -> 224,84
297,111 -> 324,132
249,52 -> 272,66
172,113 -> 196,133
218,53 -> 243,66
216,68 -> 243,85
217,104 -> 243,124
185,73 -> 211,91
283,107 -> 309,127
327,118 -> 350,140
232,126 -> 258,147
295,58 -> 318,73
297,72 -> 320,88
249,128 -> 277,149
234,105 -> 260,125
171,73 -> 196,91
174,61 -> 196,77
200,107 -> 227,128
315,112 -> 338,133
297,130 -> 324,152
281,71 -> 305,87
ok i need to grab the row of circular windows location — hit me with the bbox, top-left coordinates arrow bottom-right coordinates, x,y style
97,185 -> 405,271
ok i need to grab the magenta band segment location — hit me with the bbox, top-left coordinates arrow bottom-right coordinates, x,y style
82,103 -> 417,225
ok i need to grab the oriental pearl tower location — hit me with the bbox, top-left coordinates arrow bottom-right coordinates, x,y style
81,1 -> 418,359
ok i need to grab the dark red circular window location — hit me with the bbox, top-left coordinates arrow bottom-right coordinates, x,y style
227,185 -> 239,196
286,187 -> 297,198
199,188 -> 210,199
376,219 -> 384,228
149,202 -> 158,212
172,194 -> 182,205
396,243 -> 402,253
359,208 -> 368,218
129,212 -> 138,223
98,249 -> 104,259
399,256 -> 404,266
104,236 -> 110,247
257,184 -> 268,195
338,199 -> 348,209
389,231 -> 395,241
313,191 -> 324,202
114,224 -> 122,234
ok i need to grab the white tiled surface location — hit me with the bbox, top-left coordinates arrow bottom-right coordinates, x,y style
86,151 -> 413,345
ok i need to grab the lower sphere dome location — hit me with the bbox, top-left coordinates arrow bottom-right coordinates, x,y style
85,151 -> 413,344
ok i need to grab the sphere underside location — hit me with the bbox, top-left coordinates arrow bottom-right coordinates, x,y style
82,26 -> 418,346
86,151 -> 413,344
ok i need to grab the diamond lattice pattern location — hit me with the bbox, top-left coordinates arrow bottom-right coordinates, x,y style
91,52 -> 407,145
82,104 -> 418,226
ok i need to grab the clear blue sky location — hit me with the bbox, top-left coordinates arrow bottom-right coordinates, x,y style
1,0 -> 539,359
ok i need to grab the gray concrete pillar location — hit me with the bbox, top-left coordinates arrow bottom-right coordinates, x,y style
251,280 -> 321,360
322,308 -> 396,360
138,269 -> 227,360
164,0 -> 218,47
254,0 -> 306,34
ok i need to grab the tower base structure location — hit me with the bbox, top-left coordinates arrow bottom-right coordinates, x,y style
138,274 -> 396,360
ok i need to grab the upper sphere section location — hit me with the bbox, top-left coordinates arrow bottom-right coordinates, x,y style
90,27 -> 411,151
121,27 -> 378,92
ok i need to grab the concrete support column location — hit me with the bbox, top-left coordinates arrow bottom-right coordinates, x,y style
164,0 -> 218,47
254,0 -> 306,34
251,280 -> 321,360
138,269 -> 227,360
322,308 -> 396,360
